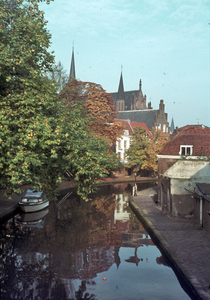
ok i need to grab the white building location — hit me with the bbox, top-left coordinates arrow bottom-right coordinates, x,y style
115,119 -> 150,163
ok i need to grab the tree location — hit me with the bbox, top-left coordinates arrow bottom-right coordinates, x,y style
0,0 -> 119,200
0,0 -> 59,193
141,127 -> 169,173
48,61 -> 68,93
60,80 -> 124,147
125,127 -> 149,172
58,92 -> 120,200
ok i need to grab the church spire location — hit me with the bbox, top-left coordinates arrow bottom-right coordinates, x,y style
170,117 -> 175,133
69,46 -> 76,80
117,70 -> 125,100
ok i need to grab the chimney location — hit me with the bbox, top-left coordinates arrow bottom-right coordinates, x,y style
148,101 -> 153,109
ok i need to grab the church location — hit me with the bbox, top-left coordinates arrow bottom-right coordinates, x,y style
111,72 -> 170,133
69,48 -> 170,134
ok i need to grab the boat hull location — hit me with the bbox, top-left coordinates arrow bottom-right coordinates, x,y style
19,201 -> 49,213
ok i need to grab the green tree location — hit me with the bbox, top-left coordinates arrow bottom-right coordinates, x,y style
58,99 -> 119,200
0,0 -> 119,200
0,0 -> 59,193
48,61 -> 68,93
125,127 -> 149,172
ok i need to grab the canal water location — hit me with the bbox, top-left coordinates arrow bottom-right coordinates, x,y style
0,183 -> 193,300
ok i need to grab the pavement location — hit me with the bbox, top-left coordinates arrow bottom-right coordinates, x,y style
130,187 -> 210,300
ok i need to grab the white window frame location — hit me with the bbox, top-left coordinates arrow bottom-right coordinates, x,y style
118,139 -> 122,150
179,145 -> 193,156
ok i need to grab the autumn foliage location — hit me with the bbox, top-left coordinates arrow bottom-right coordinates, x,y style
59,80 -> 124,146
142,127 -> 169,173
126,126 -> 168,174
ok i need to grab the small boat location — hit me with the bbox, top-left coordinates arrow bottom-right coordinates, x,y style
19,189 -> 49,213
18,208 -> 49,228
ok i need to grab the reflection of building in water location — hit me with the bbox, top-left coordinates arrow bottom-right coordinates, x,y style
1,188 -> 156,300
115,193 -> 130,223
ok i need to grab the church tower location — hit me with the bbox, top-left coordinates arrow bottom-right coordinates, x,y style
69,47 -> 76,80
116,71 -> 125,111
133,79 -> 147,110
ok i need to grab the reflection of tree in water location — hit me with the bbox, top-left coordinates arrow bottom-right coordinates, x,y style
75,280 -> 96,300
0,184 -> 154,299
0,192 -> 115,299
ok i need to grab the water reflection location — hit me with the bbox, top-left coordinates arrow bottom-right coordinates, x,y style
0,183 -> 191,300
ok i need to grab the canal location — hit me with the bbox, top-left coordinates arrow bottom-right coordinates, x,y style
0,183 -> 193,300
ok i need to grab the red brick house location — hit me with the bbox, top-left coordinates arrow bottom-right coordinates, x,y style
157,125 -> 210,217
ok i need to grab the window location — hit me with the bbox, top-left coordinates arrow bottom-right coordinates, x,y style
180,145 -> 193,156
118,140 -> 122,150
121,102 -> 123,111
124,140 -> 127,149
163,124 -> 166,132
124,130 -> 129,136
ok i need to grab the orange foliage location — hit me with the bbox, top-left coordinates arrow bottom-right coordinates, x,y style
60,79 -> 124,147
141,127 -> 169,173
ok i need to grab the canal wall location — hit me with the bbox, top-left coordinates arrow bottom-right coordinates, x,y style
130,187 -> 210,300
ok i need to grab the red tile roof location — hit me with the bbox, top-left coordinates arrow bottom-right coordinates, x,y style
160,127 -> 210,156
177,124 -> 207,132
115,119 -> 150,135
130,121 -> 151,135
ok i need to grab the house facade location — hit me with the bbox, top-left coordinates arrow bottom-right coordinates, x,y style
115,119 -> 150,163
157,125 -> 210,217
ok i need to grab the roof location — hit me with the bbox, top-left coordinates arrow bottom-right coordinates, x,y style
112,90 -> 140,110
130,121 -> 150,135
196,183 -> 210,195
115,119 -> 150,135
116,110 -> 158,130
160,127 -> 210,156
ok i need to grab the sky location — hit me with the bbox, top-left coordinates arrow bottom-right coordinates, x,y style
39,0 -> 210,128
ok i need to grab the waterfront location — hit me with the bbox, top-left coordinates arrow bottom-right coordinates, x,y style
0,183 -> 192,299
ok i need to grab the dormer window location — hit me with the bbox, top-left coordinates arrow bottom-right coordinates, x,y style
179,145 -> 193,156
124,130 -> 129,135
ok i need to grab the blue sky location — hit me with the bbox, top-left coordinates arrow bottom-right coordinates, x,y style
39,0 -> 210,128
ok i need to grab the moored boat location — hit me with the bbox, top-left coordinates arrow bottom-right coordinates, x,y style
19,189 -> 49,213
18,208 -> 49,227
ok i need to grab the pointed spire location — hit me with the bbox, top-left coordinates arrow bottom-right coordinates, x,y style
139,79 -> 142,91
69,46 -> 76,80
117,70 -> 125,100
170,117 -> 175,133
